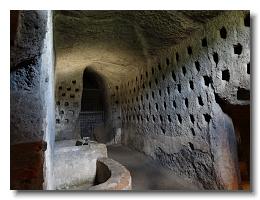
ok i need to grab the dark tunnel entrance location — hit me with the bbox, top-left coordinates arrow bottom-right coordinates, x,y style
80,68 -> 106,140
215,94 -> 250,190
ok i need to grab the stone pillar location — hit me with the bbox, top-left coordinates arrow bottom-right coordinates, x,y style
10,10 -> 55,190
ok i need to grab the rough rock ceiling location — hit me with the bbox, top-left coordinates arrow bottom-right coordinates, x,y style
54,11 -> 224,83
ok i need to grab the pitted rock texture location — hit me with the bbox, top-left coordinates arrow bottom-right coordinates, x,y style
155,147 -> 219,189
10,11 -> 55,189
11,11 -> 49,144
11,11 -> 48,70
11,57 -> 39,91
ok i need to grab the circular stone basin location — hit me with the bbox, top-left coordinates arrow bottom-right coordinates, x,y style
89,157 -> 132,190
54,140 -> 131,190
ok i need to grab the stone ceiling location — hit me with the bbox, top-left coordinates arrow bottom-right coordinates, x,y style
54,11 -> 224,84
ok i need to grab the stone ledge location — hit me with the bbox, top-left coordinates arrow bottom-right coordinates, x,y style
89,157 -> 132,190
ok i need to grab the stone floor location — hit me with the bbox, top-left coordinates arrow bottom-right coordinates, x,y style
107,144 -> 200,191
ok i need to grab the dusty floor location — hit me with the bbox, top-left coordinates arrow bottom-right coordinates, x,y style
107,144 -> 200,191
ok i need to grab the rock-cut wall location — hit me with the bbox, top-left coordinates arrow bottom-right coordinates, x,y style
119,11 -> 250,190
10,11 -> 55,190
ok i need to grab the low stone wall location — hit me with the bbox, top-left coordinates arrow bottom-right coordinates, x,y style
90,157 -> 132,190
53,141 -> 131,190
53,140 -> 107,189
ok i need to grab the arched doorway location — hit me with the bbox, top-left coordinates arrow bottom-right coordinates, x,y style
79,68 -> 106,140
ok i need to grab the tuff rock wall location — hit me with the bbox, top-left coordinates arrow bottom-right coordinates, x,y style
119,11 -> 250,189
10,11 -> 55,189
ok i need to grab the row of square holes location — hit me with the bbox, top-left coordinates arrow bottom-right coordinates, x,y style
119,13 -> 250,96
56,101 -> 78,107
56,80 -> 79,124
120,14 -> 251,136
122,78 -> 210,119
59,88 -> 80,98
119,56 -> 209,100
122,82 -> 211,124
56,80 -> 80,107
120,16 -> 250,135
120,67 -> 213,107
120,45 -> 245,99
122,14 -> 251,136
123,112 -> 190,125
123,109 -> 211,137
215,18 -> 250,102
120,15 -> 250,109
58,80 -> 80,99
120,55 -> 247,103
56,108 -> 76,124
56,118 -> 69,124
58,80 -> 77,88
57,110 -> 75,116
122,89 -> 206,112
120,52 -> 215,129
56,108 -> 77,124
122,93 -> 209,119
121,70 -> 212,134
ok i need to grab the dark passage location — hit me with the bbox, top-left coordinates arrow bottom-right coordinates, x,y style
80,69 -> 105,139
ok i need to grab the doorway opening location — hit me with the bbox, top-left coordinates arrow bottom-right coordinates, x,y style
80,68 -> 106,140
